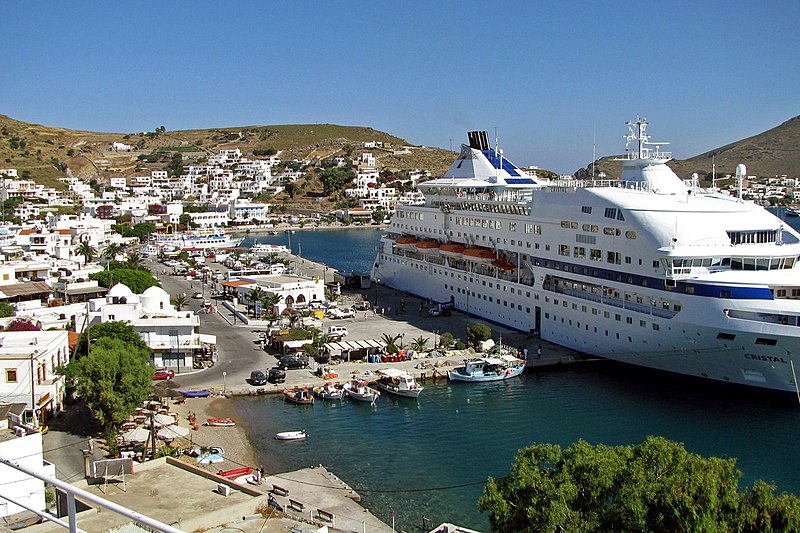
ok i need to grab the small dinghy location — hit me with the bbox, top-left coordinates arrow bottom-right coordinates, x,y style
206,417 -> 236,427
275,430 -> 307,441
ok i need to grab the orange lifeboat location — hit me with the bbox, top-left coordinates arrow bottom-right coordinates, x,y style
395,235 -> 418,249
439,243 -> 465,258
463,247 -> 495,263
415,240 -> 440,254
492,258 -> 515,271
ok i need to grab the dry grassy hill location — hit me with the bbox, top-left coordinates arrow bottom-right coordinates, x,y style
575,115 -> 800,181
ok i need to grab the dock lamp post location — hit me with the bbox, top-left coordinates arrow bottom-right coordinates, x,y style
374,278 -> 381,307
223,371 -> 227,394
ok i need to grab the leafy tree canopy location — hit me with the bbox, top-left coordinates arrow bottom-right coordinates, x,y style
0,301 -> 16,318
319,167 -> 353,196
64,336 -> 152,429
466,323 -> 492,348
478,436 -> 800,533
89,268 -> 158,294
75,321 -> 149,358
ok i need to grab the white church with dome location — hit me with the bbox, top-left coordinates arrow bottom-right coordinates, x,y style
90,283 -> 216,369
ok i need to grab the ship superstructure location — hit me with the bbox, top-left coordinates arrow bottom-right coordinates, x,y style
373,120 -> 800,392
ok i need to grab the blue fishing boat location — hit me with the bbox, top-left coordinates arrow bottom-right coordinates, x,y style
447,355 -> 526,383
180,389 -> 211,398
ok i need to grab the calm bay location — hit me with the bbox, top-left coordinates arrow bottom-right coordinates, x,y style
234,213 -> 800,532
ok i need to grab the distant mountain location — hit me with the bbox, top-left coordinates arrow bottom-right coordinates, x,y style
0,114 -> 456,188
575,115 -> 800,181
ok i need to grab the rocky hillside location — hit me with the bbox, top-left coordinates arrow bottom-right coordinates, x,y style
0,115 -> 456,188
575,115 -> 800,181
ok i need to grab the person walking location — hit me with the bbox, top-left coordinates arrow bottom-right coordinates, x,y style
537,344 -> 542,360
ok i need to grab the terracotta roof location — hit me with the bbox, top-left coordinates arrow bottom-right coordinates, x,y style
19,228 -> 38,235
56,229 -> 71,235
68,331 -> 80,349
221,280 -> 252,287
0,281 -> 52,298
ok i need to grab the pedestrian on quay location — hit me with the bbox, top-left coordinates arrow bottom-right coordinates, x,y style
88,437 -> 94,455
523,347 -> 529,360
537,344 -> 542,360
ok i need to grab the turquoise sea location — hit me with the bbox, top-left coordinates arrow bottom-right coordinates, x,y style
235,212 -> 800,532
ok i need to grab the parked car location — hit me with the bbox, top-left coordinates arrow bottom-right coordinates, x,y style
268,367 -> 286,383
153,368 -> 175,380
309,300 -> 329,310
192,292 -> 203,299
278,355 -> 310,370
352,300 -> 371,311
250,370 -> 267,386
328,326 -> 348,339
327,307 -> 354,319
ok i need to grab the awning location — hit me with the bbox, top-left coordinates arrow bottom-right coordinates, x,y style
0,281 -> 52,298
284,339 -> 313,349
323,339 -> 384,353
199,334 -> 217,345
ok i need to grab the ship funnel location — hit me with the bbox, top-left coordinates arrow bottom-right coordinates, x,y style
468,131 -> 490,151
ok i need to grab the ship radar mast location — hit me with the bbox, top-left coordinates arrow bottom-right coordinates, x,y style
622,116 -> 671,161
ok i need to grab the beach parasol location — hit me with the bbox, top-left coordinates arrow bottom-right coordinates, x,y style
121,427 -> 150,443
152,413 -> 176,427
157,425 -> 190,440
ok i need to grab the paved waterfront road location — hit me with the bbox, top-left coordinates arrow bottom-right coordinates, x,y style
147,257 -> 274,392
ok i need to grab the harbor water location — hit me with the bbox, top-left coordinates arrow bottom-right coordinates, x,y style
235,214 -> 800,532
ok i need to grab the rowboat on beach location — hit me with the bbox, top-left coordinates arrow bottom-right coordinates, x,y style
206,417 -> 236,427
180,389 -> 211,398
275,430 -> 307,440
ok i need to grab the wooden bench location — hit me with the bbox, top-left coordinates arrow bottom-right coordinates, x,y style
288,498 -> 304,512
271,484 -> 289,497
316,508 -> 335,525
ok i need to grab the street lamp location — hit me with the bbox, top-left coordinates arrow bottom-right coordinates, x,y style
374,278 -> 381,307
222,371 -> 227,394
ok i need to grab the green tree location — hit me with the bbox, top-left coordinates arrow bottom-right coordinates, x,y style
179,213 -> 192,230
259,292 -> 282,318
438,331 -> 454,349
372,209 -> 386,224
172,294 -> 188,311
75,241 -> 97,265
101,242 -> 124,263
478,436 -> 800,533
410,335 -> 429,352
380,333 -> 402,354
131,222 -> 157,242
466,323 -> 492,349
166,153 -> 183,177
90,269 -> 158,294
247,286 -> 265,317
75,321 -> 149,358
284,182 -> 297,199
124,250 -> 146,270
64,336 -> 152,430
0,301 -> 15,318
319,167 -> 352,196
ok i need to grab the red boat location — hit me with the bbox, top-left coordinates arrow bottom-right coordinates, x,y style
415,240 -> 440,254
463,247 -> 495,263
284,388 -> 314,405
394,235 -> 418,249
439,243 -> 465,258
218,467 -> 253,478
206,417 -> 236,427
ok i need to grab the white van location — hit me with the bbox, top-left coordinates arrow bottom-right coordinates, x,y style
328,326 -> 348,338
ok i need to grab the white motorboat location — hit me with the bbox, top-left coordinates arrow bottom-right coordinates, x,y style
275,430 -> 307,441
375,368 -> 424,398
343,380 -> 380,404
448,355 -> 526,383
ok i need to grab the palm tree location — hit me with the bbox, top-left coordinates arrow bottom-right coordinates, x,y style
125,250 -> 145,270
411,336 -> 429,352
259,293 -> 282,318
172,295 -> 188,311
247,287 -> 264,317
101,242 -> 123,263
76,241 -> 97,265
380,333 -> 402,354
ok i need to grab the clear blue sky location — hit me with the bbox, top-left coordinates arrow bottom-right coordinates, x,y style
2,1 -> 798,174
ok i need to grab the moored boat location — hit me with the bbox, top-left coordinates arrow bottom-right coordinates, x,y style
218,467 -> 253,478
343,380 -> 380,404
312,382 -> 344,401
284,388 -> 314,405
786,206 -> 800,217
275,430 -> 307,440
375,368 -> 424,398
448,355 -> 526,382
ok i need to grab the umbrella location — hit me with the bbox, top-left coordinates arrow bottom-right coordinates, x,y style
157,425 -> 190,441
152,413 -> 176,427
121,427 -> 150,443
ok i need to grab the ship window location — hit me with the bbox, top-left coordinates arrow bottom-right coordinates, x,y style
755,338 -> 777,346
561,221 -> 572,228
626,231 -> 637,239
653,323 -> 660,331
717,332 -> 736,340
559,245 -> 570,256
720,290 -> 732,299
582,206 -> 592,214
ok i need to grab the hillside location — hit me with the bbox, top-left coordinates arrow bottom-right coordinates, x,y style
575,115 -> 800,181
0,115 -> 456,189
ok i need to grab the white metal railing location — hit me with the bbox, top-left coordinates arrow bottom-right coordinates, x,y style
0,454 -> 185,533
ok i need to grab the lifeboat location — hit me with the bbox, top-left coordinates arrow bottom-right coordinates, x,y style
440,243 -> 465,258
394,235 -> 418,249
415,240 -> 440,255
492,258 -> 515,271
463,247 -> 495,263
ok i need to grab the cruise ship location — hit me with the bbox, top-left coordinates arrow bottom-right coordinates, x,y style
372,120 -> 800,393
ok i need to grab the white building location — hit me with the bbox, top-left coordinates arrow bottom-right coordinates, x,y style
227,274 -> 326,315
110,142 -> 132,152
0,330 -> 71,425
0,431 -> 55,519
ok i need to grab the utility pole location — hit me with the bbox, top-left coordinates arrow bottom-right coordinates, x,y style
30,350 -> 39,427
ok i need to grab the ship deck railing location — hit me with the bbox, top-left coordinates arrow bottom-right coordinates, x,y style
549,282 -> 678,319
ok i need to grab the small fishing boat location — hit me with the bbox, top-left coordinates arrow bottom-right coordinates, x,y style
180,389 -> 211,398
275,430 -> 307,441
343,380 -> 380,404
786,206 -> 800,217
375,368 -> 424,399
448,355 -> 526,382
312,382 -> 344,401
283,388 -> 314,405
206,417 -> 236,427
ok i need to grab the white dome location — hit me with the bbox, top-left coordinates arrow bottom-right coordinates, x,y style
107,283 -> 134,297
143,285 -> 169,298
141,284 -> 171,312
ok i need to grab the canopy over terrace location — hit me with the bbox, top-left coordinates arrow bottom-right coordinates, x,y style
323,339 -> 384,361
